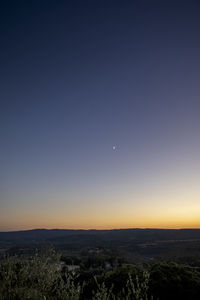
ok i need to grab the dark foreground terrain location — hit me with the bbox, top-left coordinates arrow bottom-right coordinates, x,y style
1,228 -> 200,299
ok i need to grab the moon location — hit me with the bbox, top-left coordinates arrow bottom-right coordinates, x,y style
112,146 -> 116,150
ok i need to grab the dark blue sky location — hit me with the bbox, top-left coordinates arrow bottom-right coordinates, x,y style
1,1 -> 200,230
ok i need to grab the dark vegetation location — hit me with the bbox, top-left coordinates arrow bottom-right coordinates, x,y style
1,229 -> 200,299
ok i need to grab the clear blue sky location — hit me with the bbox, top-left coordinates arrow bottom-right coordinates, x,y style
1,0 -> 200,230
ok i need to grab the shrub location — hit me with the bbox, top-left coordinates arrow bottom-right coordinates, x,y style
0,247 -> 153,299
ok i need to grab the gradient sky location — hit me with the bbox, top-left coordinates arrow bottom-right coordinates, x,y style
1,0 -> 200,231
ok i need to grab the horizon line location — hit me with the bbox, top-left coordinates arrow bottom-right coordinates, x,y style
1,227 -> 200,233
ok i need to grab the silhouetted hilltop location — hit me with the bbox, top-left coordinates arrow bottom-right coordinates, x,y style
1,228 -> 200,245
1,228 -> 200,260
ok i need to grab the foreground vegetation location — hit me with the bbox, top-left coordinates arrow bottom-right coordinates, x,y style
1,247 -> 200,300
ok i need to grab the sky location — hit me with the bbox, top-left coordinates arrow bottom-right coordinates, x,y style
1,0 -> 200,231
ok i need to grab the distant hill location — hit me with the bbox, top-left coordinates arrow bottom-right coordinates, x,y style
1,228 -> 200,246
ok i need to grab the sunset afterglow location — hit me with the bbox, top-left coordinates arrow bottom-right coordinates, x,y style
1,1 -> 200,231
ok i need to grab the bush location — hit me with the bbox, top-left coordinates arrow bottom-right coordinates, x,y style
0,247 -> 152,299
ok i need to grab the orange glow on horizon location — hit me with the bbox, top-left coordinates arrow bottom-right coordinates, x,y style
1,217 -> 200,232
